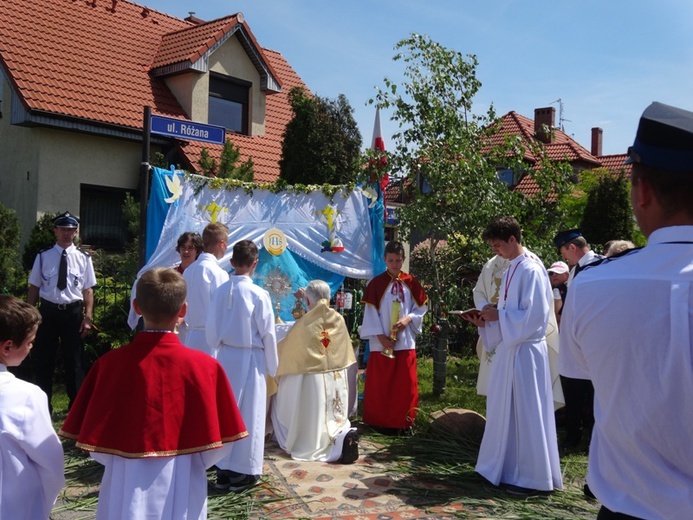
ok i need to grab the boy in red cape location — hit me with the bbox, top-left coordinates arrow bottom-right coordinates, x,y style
360,241 -> 427,431
60,268 -> 247,519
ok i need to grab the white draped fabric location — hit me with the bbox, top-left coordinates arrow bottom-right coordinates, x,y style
142,176 -> 375,280
476,253 -> 563,491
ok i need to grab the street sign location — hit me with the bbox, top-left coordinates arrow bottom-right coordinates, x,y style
150,114 -> 226,145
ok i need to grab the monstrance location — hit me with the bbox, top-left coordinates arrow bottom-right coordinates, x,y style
263,266 -> 292,323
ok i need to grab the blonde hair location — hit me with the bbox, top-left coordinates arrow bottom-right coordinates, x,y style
604,240 -> 635,258
202,222 -> 228,250
135,268 -> 186,323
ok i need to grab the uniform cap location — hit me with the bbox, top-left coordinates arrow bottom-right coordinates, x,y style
553,229 -> 582,249
53,211 -> 79,228
625,102 -> 693,172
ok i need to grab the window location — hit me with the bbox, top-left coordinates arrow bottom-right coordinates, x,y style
208,73 -> 250,135
79,185 -> 134,250
496,168 -> 515,186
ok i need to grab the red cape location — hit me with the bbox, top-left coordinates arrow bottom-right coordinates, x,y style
60,332 -> 247,458
362,271 -> 428,311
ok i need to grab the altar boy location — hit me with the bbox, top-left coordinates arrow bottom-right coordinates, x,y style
207,240 -> 278,491
0,295 -> 64,519
60,268 -> 247,519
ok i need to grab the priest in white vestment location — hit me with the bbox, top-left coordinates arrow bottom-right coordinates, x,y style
464,217 -> 562,494
271,280 -> 357,462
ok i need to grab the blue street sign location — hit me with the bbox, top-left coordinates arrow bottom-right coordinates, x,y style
150,114 -> 226,145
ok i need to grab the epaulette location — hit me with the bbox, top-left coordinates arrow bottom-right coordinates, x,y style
77,247 -> 91,257
37,247 -> 52,255
579,248 -> 642,273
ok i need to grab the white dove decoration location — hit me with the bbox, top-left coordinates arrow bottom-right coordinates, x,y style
359,185 -> 378,208
164,174 -> 183,204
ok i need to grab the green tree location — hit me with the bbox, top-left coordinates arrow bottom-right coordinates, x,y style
580,171 -> 634,248
0,204 -> 25,295
198,139 -> 254,181
280,87 -> 362,185
22,212 -> 61,271
373,34 -> 572,317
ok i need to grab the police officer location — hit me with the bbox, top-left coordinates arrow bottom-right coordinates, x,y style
27,211 -> 96,412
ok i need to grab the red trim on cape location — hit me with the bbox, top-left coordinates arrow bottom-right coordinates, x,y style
59,332 -> 247,458
362,271 -> 428,311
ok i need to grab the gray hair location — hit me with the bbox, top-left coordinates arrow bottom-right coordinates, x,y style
304,280 -> 331,309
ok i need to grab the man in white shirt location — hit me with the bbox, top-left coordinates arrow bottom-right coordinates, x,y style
560,101 -> 693,519
182,222 -> 229,356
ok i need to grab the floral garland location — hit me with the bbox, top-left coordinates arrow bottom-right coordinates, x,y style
185,172 -> 356,201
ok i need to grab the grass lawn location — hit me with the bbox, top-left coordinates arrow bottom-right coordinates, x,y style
51,353 -> 599,519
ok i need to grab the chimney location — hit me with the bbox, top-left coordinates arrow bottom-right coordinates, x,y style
591,127 -> 603,157
534,107 -> 555,143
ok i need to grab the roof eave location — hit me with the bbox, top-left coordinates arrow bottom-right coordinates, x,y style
150,23 -> 281,93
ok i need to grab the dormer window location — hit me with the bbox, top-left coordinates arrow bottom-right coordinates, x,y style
208,72 -> 250,135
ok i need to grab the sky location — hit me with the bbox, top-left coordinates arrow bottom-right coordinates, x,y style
143,0 -> 693,156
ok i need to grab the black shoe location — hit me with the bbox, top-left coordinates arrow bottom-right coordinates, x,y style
228,474 -> 259,493
503,484 -> 551,496
583,483 -> 595,499
339,429 -> 359,464
214,470 -> 247,491
214,471 -> 230,491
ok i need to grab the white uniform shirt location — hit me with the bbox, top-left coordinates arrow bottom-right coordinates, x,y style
0,366 -> 65,519
560,226 -> 693,519
28,243 -> 96,304
566,249 -> 600,287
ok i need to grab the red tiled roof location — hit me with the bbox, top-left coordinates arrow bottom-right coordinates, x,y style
178,48 -> 306,183
598,154 -> 632,177
0,0 -> 189,128
152,15 -> 240,69
0,0 -> 303,182
489,111 -> 601,167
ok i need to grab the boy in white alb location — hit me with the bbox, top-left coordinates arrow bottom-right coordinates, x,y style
0,295 -> 65,519
463,217 -> 562,495
206,240 -> 278,491
183,222 -> 229,356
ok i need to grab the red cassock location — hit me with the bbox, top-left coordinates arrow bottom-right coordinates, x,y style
361,271 -> 428,429
60,332 -> 247,458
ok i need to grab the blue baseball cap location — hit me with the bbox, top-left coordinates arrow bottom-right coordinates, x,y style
625,102 -> 693,172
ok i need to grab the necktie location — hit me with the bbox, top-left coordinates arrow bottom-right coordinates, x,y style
57,249 -> 68,291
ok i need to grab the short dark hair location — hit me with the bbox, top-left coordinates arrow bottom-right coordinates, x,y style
135,268 -> 187,323
232,240 -> 258,267
202,222 -> 228,250
482,216 -> 522,243
0,295 -> 41,345
632,163 -> 693,219
176,232 -> 203,256
384,240 -> 405,259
